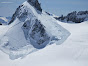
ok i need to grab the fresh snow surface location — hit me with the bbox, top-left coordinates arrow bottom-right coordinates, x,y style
0,1 -> 70,60
0,1 -> 88,66
0,21 -> 88,66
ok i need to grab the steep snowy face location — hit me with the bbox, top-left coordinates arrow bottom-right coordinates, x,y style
0,1 -> 70,59
8,1 -> 50,49
9,0 -> 42,24
9,4 -> 32,24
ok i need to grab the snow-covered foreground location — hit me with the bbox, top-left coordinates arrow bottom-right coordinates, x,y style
0,21 -> 88,66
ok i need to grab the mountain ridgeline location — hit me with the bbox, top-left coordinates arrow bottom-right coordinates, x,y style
8,0 -> 42,24
55,11 -> 88,23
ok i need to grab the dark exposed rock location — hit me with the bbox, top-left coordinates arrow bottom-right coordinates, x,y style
22,18 -> 50,49
45,12 -> 51,15
27,0 -> 42,12
0,22 -> 2,25
8,5 -> 25,24
55,10 -> 88,23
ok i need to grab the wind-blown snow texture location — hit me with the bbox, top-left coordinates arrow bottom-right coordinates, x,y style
0,1 -> 70,60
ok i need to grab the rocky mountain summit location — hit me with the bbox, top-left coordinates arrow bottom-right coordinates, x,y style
27,0 -> 42,12
55,11 -> 88,23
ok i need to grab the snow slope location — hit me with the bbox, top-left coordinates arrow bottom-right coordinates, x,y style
0,1 -> 70,59
0,21 -> 88,66
0,0 -> 88,66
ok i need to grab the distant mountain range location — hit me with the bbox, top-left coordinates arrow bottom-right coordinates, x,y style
0,16 -> 11,25
1,10 -> 88,25
54,11 -> 88,23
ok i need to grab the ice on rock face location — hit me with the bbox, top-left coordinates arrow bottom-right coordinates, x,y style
0,1 -> 70,59
22,19 -> 50,49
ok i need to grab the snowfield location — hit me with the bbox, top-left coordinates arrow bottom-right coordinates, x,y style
0,21 -> 88,66
0,0 -> 88,66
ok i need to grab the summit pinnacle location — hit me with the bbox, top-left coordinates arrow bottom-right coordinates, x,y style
27,0 -> 42,12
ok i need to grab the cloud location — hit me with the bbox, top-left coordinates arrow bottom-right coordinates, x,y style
1,2 -> 13,4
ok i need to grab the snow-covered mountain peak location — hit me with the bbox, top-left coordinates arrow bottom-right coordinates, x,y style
9,1 -> 41,24
0,0 -> 70,60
